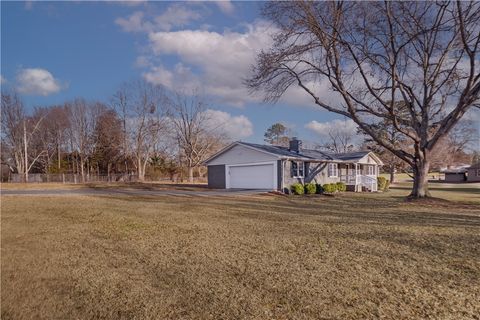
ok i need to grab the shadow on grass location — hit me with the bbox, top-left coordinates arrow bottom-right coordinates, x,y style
392,185 -> 480,193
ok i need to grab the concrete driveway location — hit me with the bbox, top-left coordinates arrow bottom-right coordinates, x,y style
1,187 -> 271,198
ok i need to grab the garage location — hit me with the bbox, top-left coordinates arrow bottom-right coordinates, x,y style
227,163 -> 275,189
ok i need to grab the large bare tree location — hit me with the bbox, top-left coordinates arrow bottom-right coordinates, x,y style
1,92 -> 46,181
113,80 -> 167,181
166,92 -> 226,183
247,1 -> 480,198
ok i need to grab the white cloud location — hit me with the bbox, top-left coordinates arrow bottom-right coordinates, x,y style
204,109 -> 253,139
215,1 -> 235,14
0,75 -> 6,84
115,11 -> 152,32
115,5 -> 201,33
154,5 -> 201,31
143,65 -> 175,88
144,21 -> 278,107
16,68 -> 62,96
305,119 -> 358,137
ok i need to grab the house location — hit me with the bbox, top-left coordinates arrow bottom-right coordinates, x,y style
467,163 -> 480,182
442,168 -> 467,182
205,138 -> 383,192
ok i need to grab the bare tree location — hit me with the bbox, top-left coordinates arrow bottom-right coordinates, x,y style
447,119 -> 479,158
247,1 -> 480,198
166,91 -> 226,183
113,80 -> 167,181
316,127 -> 356,154
112,88 -> 130,174
1,92 -> 46,181
65,99 -> 106,182
91,109 -> 124,177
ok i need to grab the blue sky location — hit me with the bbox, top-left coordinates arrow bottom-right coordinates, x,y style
1,1 -> 348,144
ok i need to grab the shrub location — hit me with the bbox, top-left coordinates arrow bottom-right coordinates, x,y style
323,183 -> 337,193
384,180 -> 390,191
336,182 -> 346,192
304,182 -> 316,194
377,176 -> 388,191
315,184 -> 324,194
291,183 -> 304,195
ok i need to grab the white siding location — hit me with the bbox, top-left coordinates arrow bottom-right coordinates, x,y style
208,144 -> 279,165
357,154 -> 381,165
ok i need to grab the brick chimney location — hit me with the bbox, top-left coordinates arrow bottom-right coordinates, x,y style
289,137 -> 302,153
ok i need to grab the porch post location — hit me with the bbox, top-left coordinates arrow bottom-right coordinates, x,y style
355,163 -> 358,192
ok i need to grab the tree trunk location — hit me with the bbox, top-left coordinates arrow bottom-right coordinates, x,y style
410,160 -> 431,198
24,120 -> 28,183
389,165 -> 395,184
80,157 -> 85,183
137,158 -> 145,181
188,166 -> 194,183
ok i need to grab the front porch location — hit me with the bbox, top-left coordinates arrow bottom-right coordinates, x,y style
339,163 -> 378,192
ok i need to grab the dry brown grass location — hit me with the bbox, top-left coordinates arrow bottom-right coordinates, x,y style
1,191 -> 479,319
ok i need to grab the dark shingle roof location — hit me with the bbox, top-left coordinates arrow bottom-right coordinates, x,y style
469,162 -> 480,169
238,142 -> 369,162
332,151 -> 371,161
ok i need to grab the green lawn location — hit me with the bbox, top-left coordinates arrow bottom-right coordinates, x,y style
1,187 -> 479,319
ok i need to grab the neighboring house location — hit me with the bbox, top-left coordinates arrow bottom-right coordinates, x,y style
467,163 -> 480,182
205,138 -> 383,192
443,169 -> 467,182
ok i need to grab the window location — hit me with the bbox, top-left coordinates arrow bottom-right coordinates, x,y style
477,169 -> 480,177
367,165 -> 375,175
328,163 -> 338,177
291,161 -> 304,178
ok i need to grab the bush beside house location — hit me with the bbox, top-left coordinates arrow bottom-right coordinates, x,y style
291,183 -> 305,195
377,177 -> 390,191
304,183 -> 317,194
323,183 -> 337,193
336,182 -> 346,192
289,182 -> 346,195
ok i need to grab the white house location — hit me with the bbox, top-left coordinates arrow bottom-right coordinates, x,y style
204,138 -> 384,192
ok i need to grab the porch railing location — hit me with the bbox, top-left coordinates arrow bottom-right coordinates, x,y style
340,174 -> 378,191
359,175 -> 377,192
340,174 -> 357,185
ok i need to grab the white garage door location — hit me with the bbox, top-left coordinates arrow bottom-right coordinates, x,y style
228,163 -> 275,189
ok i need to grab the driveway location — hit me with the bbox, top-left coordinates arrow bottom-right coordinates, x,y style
1,187 -> 271,198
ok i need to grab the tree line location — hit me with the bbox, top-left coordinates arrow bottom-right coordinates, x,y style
1,81 -> 227,183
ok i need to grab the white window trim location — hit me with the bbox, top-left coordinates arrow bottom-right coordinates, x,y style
291,161 -> 305,178
328,163 -> 338,177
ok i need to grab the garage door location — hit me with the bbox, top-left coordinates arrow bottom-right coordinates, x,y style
228,163 -> 275,189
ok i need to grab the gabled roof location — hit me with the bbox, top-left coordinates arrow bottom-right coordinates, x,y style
205,141 -> 383,165
237,142 -> 334,161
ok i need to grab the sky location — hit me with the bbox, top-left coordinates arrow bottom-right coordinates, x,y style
1,0 -> 350,144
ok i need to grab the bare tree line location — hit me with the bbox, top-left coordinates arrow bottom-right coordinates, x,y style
1,81 -> 227,183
